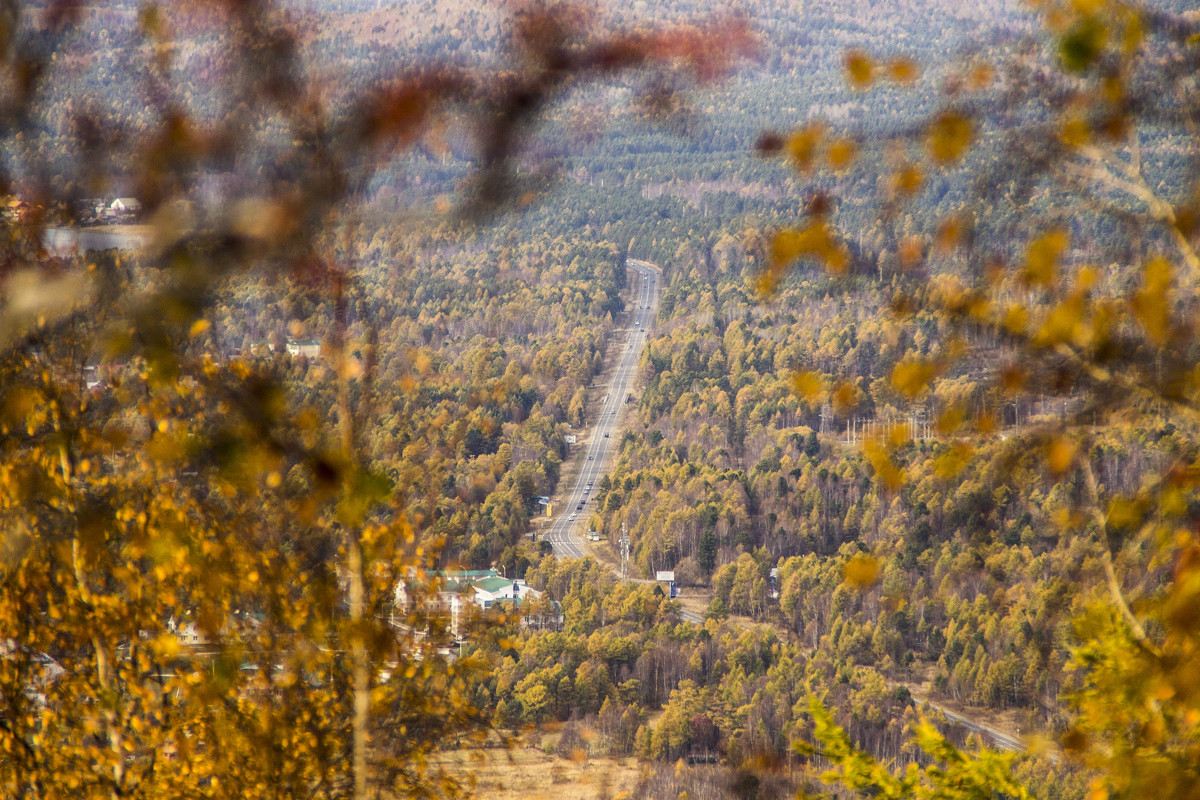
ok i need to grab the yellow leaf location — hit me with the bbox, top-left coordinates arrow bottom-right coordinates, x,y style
832,381 -> 859,415
899,237 -> 924,268
770,222 -> 848,276
1004,304 -> 1029,335
968,62 -> 994,90
1024,229 -> 1068,287
937,404 -> 965,435
843,554 -> 880,588
1086,778 -> 1108,800
1077,264 -> 1100,290
827,138 -> 858,170
844,51 -> 874,89
1122,11 -> 1143,54
892,164 -> 924,196
786,125 -> 824,173
886,57 -> 918,84
1130,257 -> 1173,344
926,111 -> 974,164
935,216 -> 964,253
189,319 -> 211,337
891,360 -> 936,397
864,439 -> 904,490
1035,300 -> 1083,346
1060,115 -> 1091,148
1047,438 -> 1077,474
934,441 -> 974,480
791,370 -> 825,401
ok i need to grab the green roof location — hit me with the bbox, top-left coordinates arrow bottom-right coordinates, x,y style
473,576 -> 516,593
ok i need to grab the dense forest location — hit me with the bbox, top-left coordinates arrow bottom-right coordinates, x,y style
2,1 -> 1200,799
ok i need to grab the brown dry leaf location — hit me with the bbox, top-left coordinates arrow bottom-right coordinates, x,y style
1000,364 -> 1027,393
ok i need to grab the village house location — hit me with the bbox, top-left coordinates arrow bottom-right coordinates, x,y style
393,570 -> 562,642
286,338 -> 321,358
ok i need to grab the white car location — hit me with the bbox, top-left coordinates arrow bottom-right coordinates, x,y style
569,514 -> 576,521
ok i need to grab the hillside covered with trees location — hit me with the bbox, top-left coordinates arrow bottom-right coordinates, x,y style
2,1 -> 1200,799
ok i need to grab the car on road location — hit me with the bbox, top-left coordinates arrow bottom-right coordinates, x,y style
569,514 -> 576,521
604,433 -> 609,438
576,504 -> 583,510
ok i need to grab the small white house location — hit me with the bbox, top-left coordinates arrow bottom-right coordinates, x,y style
469,576 -> 543,609
286,339 -> 321,358
110,197 -> 143,215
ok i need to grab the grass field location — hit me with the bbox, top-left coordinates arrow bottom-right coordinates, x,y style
435,739 -> 645,800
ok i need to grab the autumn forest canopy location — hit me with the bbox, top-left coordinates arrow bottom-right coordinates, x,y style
3,0 -> 1200,798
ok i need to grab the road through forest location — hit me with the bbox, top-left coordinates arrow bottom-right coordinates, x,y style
543,258 -> 660,559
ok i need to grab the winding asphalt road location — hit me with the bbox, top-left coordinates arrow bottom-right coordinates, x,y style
544,259 -> 660,559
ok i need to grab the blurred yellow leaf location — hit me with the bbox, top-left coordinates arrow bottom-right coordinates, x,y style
892,164 -> 924,196
1122,11 -> 1144,54
1023,229 -> 1068,287
786,125 -> 823,173
1048,438 -> 1077,474
934,441 -> 974,480
770,222 -> 848,279
1035,300 -> 1084,346
937,404 -> 966,435
899,237 -> 924,268
843,553 -> 880,588
935,216 -> 965,253
844,51 -> 874,89
926,111 -> 974,164
1060,115 -> 1091,148
864,439 -> 904,490
891,359 -> 936,397
886,57 -> 918,84
968,62 -> 994,90
791,370 -> 825,401
1131,256 -> 1173,344
827,138 -> 858,170
1004,304 -> 1029,335
832,381 -> 859,414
